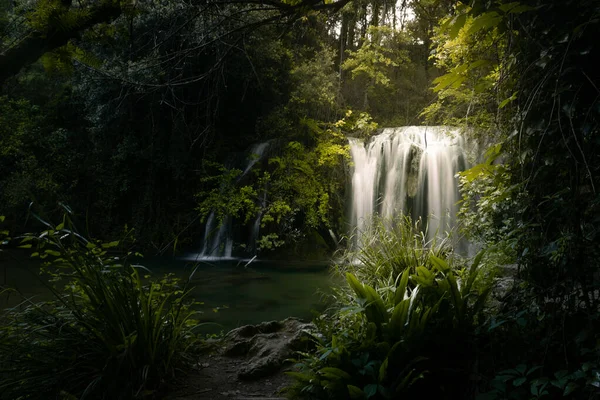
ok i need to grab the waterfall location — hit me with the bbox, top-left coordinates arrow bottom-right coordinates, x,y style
197,142 -> 270,260
348,126 -> 469,246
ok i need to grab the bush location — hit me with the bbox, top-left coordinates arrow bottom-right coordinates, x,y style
288,216 -> 493,399
0,214 -> 201,399
338,214 -> 453,287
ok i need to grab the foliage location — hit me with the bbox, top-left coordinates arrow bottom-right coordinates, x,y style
342,25 -> 422,123
456,143 -> 522,250
195,111 -> 358,256
473,283 -> 600,400
421,1 -> 522,130
196,164 -> 260,225
0,96 -> 61,222
333,109 -> 378,139
0,0 -> 447,251
0,214 -> 201,399
289,216 -> 493,399
288,46 -> 340,121
342,26 -> 405,110
428,2 -> 600,399
431,0 -> 600,296
262,119 -> 349,231
337,214 -> 451,287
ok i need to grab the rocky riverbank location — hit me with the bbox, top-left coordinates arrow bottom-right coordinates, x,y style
164,318 -> 315,400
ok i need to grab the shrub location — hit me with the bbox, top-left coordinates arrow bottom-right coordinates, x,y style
338,214 -> 453,287
0,214 -> 201,399
288,216 -> 493,399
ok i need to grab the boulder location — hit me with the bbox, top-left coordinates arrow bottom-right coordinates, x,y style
223,317 -> 316,380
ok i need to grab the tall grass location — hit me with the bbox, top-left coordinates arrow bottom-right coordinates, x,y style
0,214 -> 201,399
337,214 -> 452,286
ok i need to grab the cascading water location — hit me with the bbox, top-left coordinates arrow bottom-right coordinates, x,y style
348,126 -> 469,247
197,142 -> 270,260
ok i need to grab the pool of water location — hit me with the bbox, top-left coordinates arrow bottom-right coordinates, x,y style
0,252 -> 338,334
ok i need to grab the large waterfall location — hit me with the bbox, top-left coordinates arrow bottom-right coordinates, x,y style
348,126 -> 469,245
190,126 -> 471,261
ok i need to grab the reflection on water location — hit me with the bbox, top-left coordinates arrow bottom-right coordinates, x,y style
0,252 -> 337,333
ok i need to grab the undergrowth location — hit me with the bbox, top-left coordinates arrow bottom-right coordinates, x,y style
288,215 -> 494,399
0,213 -> 202,399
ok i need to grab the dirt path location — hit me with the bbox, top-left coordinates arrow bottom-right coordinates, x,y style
164,353 -> 293,400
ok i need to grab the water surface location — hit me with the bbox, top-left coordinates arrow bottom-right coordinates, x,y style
0,252 -> 336,334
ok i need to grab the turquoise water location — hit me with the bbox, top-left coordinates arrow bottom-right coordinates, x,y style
0,252 -> 337,333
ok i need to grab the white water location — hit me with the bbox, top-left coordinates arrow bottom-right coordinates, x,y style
349,126 -> 469,246
197,142 -> 270,259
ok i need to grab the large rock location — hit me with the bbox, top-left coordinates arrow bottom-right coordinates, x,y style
223,318 -> 316,380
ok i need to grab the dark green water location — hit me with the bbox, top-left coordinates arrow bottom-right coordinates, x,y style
0,252 -> 337,333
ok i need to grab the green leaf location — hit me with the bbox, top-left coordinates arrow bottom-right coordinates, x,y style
347,273 -> 368,299
415,266 -> 435,285
102,241 -> 119,249
347,273 -> 388,329
563,382 -> 578,396
285,371 -> 313,383
18,244 -> 32,249
581,363 -> 593,372
364,384 -> 378,398
513,377 -> 527,386
499,92 -> 518,109
516,364 -> 527,375
472,286 -> 492,315
394,268 -> 410,305
468,59 -> 491,70
463,250 -> 485,295
445,273 -> 463,319
433,72 -> 465,92
363,284 -> 389,328
347,385 -> 366,399
379,357 -> 388,382
0,216 -> 5,222
467,12 -> 502,36
449,13 -> 467,38
498,2 -> 521,12
319,367 -> 351,380
554,370 -> 569,379
499,2 -> 535,14
430,255 -> 450,272
389,299 -> 410,336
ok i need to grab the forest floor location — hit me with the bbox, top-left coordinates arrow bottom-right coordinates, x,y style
164,352 -> 292,400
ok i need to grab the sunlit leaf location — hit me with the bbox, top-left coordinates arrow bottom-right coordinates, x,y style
467,12 -> 502,35
449,13 -> 467,39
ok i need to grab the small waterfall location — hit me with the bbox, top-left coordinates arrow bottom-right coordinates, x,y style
197,142 -> 270,260
348,126 -> 469,246
199,215 -> 234,259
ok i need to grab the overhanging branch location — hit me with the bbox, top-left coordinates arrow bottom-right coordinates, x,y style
0,1 -> 122,85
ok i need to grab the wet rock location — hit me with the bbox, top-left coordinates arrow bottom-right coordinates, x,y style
223,317 -> 316,380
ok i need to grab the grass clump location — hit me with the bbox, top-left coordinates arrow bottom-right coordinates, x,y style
339,214 -> 453,286
0,214 -> 201,399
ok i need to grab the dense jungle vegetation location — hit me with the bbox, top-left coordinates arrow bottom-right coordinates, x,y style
1,0 -> 599,398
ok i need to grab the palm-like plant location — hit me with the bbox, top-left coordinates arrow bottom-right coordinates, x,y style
289,215 -> 493,399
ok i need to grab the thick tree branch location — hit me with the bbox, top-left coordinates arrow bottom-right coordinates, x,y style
0,1 -> 121,85
0,0 -> 352,86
